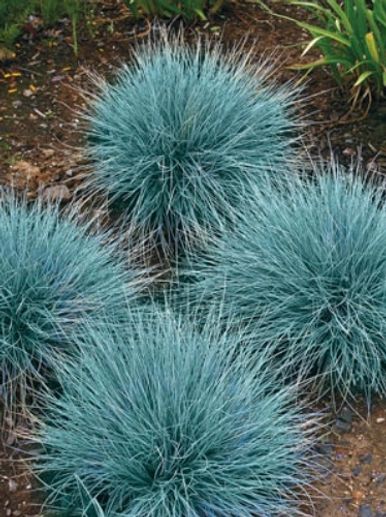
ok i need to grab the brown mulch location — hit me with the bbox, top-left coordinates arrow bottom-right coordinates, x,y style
0,1 -> 386,515
0,441 -> 41,516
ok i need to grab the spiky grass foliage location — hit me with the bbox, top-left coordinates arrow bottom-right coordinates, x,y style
34,309 -> 318,516
0,195 -> 132,411
84,33 -> 301,256
182,164 -> 386,403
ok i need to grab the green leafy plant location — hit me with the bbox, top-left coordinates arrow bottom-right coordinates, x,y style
288,0 -> 386,102
124,0 -> 225,20
0,24 -> 21,50
0,0 -> 90,54
38,0 -> 87,55
0,0 -> 29,48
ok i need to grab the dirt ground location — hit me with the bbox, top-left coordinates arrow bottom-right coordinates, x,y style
0,441 -> 41,516
0,0 -> 386,515
318,402 -> 386,517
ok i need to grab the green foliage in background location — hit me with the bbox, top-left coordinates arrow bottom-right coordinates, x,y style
0,0 -> 90,54
0,0 -> 28,48
123,0 -> 225,20
288,0 -> 386,100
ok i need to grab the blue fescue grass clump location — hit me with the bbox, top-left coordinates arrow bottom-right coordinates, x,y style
182,164 -> 386,403
34,309 -> 318,516
84,33 -> 301,254
0,194 -> 132,409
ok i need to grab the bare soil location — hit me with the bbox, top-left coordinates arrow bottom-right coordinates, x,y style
0,1 -> 386,515
318,402 -> 386,517
0,441 -> 41,516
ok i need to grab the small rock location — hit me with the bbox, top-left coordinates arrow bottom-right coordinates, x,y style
343,147 -> 356,156
13,511 -> 22,516
8,479 -> 17,492
316,442 -> 333,456
6,509 -> 11,517
23,88 -> 34,98
42,148 -> 55,158
335,418 -> 352,433
372,473 -> 386,485
352,464 -> 362,477
358,505 -> 373,517
43,184 -> 71,202
51,74 -> 66,83
335,406 -> 353,432
339,406 -> 353,422
376,417 -> 385,424
359,453 -> 373,465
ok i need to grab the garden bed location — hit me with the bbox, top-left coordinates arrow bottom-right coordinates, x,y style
0,1 -> 386,516
1,0 -> 384,197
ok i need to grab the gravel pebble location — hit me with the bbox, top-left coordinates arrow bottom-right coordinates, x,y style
352,464 -> 362,477
358,505 -> 373,517
7,480 -> 17,493
359,453 -> 373,465
43,184 -> 71,202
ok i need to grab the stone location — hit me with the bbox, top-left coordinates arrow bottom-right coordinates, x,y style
43,184 -> 71,202
335,406 -> 353,433
359,453 -> 373,465
352,464 -> 362,477
358,505 -> 373,517
8,479 -> 17,493
372,473 -> 386,485
335,418 -> 352,433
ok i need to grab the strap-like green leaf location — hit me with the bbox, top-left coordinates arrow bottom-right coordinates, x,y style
367,9 -> 386,60
297,21 -> 351,46
302,36 -> 325,55
288,56 -> 348,70
365,32 -> 380,63
194,8 -> 207,20
287,1 -> 331,16
325,0 -> 353,33
374,0 -> 386,28
354,70 -> 374,87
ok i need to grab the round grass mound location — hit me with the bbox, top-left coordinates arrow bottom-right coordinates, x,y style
0,195 -> 132,408
84,34 -> 300,255
35,309 -> 318,516
183,165 -> 386,402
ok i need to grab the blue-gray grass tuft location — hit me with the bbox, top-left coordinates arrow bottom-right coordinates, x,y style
0,195 -> 133,410
84,34 -> 301,255
34,308 -> 318,516
182,164 -> 386,403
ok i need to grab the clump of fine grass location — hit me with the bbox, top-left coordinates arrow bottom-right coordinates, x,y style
181,163 -> 386,403
83,32 -> 301,257
33,308 -> 319,516
0,194 -> 133,412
